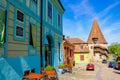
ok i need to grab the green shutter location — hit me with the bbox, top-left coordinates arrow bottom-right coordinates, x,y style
31,25 -> 37,48
0,9 -> 5,46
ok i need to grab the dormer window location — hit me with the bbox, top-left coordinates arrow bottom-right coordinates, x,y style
92,38 -> 98,44
80,46 -> 83,49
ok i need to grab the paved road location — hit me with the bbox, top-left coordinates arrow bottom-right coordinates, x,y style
58,62 -> 120,80
58,63 -> 98,80
98,62 -> 120,80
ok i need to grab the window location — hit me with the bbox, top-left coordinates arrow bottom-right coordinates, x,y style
29,24 -> 37,48
92,38 -> 98,44
91,46 -> 93,49
58,14 -> 60,26
80,55 -> 84,61
48,2 -> 52,18
64,47 -> 66,49
26,0 -> 30,7
80,46 -> 83,49
30,25 -> 33,46
70,50 -> 71,57
33,0 -> 37,4
14,9 -> 26,41
17,10 -> 24,22
16,25 -> 24,37
58,43 -> 61,61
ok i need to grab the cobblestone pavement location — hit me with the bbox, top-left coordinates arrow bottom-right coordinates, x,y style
58,64 -> 98,80
58,62 -> 120,80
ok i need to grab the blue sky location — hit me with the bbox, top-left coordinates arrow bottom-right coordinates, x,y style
61,0 -> 120,45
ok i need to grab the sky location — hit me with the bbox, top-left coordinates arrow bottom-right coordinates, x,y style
60,0 -> 120,45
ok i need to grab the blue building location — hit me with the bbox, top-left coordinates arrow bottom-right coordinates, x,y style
0,0 -> 64,79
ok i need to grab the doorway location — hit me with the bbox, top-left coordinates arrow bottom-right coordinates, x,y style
45,35 -> 53,67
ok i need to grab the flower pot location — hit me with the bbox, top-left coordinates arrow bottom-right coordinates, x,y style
58,69 -> 63,74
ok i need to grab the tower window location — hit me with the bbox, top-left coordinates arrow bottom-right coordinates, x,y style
92,38 -> 98,44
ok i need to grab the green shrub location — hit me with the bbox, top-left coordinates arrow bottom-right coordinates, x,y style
58,64 -> 64,69
45,65 -> 54,71
106,57 -> 109,60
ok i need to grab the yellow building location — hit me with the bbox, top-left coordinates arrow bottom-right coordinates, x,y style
66,38 -> 89,66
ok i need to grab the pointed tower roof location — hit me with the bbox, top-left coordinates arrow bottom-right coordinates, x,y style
87,19 -> 107,44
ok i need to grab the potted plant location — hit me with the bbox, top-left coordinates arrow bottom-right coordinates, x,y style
58,64 -> 64,74
45,65 -> 54,71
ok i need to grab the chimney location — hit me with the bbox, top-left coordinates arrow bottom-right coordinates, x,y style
67,36 -> 70,38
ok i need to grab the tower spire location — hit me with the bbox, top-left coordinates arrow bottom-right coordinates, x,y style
87,19 -> 107,44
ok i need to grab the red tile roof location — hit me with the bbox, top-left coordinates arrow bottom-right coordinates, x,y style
66,38 -> 87,44
66,38 -> 89,53
87,19 -> 107,44
74,45 -> 89,53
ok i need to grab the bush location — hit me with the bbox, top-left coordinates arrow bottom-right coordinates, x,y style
45,65 -> 54,71
58,64 -> 64,69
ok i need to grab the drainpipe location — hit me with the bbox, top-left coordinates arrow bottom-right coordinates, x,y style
40,0 -> 43,68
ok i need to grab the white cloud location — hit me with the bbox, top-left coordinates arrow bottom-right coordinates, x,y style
63,18 -> 86,37
102,21 -> 120,45
96,2 -> 120,20
68,0 -> 120,22
68,0 -> 96,19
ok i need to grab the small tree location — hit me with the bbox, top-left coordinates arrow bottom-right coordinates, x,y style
108,42 -> 120,56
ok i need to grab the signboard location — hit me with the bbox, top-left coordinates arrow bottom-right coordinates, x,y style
0,8 -> 5,46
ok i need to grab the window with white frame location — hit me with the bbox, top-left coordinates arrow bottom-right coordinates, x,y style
17,10 -> 24,22
80,45 -> 83,49
16,25 -> 24,37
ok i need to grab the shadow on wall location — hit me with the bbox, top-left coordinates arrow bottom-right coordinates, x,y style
6,55 -> 40,77
0,57 -> 21,80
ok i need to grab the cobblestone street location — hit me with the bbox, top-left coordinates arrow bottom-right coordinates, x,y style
100,63 -> 120,80
58,62 -> 120,80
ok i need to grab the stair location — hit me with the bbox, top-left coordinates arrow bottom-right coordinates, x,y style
0,57 -> 21,80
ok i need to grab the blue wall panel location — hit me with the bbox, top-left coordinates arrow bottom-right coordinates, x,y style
6,55 -> 40,76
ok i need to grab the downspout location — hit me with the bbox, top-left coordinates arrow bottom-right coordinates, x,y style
40,0 -> 43,68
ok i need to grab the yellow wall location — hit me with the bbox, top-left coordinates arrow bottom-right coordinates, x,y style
74,53 -> 89,64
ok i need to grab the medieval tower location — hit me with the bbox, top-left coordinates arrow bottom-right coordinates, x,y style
87,19 -> 108,62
